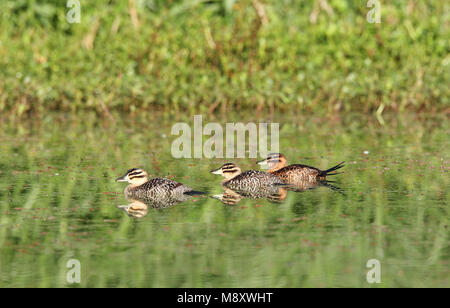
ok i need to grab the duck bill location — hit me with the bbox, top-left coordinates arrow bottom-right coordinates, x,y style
210,168 -> 223,175
115,174 -> 128,182
256,158 -> 268,165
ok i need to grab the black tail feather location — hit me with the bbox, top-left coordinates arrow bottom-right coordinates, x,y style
184,190 -> 206,196
319,161 -> 345,177
324,171 -> 344,176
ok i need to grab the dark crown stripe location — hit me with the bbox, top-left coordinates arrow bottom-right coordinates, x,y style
222,167 -> 237,171
128,171 -> 144,176
129,175 -> 146,180
223,169 -> 239,173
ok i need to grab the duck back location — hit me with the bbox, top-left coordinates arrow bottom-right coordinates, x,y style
224,170 -> 283,191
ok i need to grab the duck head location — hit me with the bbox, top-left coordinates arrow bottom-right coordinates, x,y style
210,163 -> 242,181
256,153 -> 287,172
116,168 -> 149,187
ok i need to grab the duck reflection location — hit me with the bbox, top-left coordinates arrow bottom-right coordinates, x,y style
284,179 -> 343,193
117,192 -> 200,218
117,199 -> 149,218
212,179 -> 343,205
275,179 -> 344,200
211,188 -> 243,205
211,185 -> 287,205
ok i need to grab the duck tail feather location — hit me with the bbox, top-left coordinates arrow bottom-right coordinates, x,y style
184,190 -> 206,196
319,161 -> 345,177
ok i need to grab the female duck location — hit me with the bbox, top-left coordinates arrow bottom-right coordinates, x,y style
257,153 -> 344,182
116,168 -> 204,204
210,163 -> 284,192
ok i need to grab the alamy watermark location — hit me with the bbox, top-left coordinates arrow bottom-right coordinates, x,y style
171,115 -> 279,160
367,0 -> 381,24
66,259 -> 81,284
66,1 -> 380,25
366,259 -> 381,284
66,0 -> 81,24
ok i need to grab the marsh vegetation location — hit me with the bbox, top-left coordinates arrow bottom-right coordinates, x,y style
1,1 -> 448,117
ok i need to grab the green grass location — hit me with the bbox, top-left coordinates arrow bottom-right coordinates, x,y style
0,0 -> 448,117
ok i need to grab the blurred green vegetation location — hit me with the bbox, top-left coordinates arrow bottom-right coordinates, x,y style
0,0 -> 449,116
0,113 -> 448,287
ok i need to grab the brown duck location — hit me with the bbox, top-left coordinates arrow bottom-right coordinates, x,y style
256,153 -> 345,183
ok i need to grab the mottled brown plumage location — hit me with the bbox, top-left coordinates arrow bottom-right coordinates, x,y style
210,163 -> 284,192
257,153 -> 345,183
272,164 -> 322,182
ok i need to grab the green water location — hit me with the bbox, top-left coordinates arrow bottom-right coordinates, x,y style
0,113 -> 448,288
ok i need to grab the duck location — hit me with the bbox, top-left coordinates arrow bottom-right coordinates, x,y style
256,153 -> 345,183
116,168 -> 204,206
210,163 -> 285,192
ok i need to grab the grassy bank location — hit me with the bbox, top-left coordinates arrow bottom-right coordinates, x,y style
0,0 -> 448,116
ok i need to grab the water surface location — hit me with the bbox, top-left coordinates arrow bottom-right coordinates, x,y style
0,113 -> 448,287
